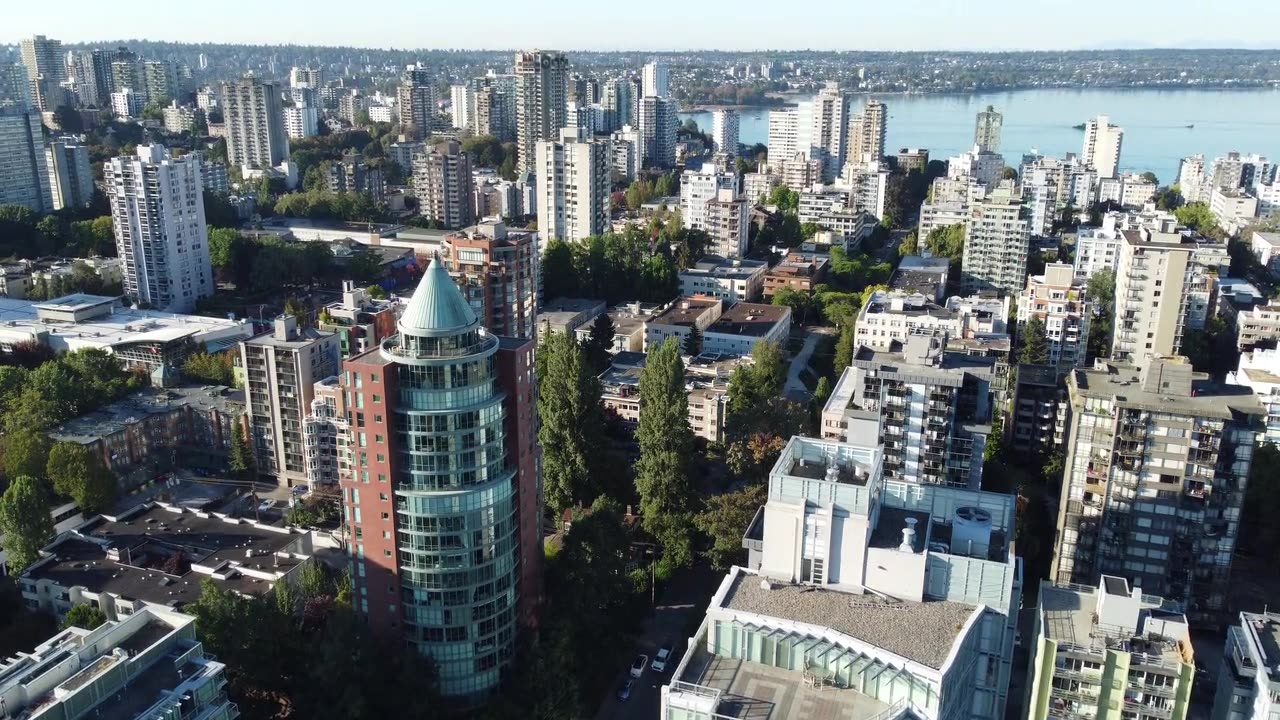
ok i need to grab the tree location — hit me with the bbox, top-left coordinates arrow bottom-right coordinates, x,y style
1242,442 -> 1280,562
1140,171 -> 1159,185
0,476 -> 53,573
1086,268 -> 1116,360
899,229 -> 919,256
541,239 -> 578,301
284,296 -> 309,328
345,247 -> 383,282
635,339 -> 697,530
767,184 -> 799,215
583,312 -> 615,373
810,376 -> 833,431
1174,202 -> 1224,238
683,326 -> 703,356
1019,315 -> 1050,365
697,484 -> 766,570
537,333 -> 607,515
365,284 -> 387,300
62,603 -> 107,630
771,287 -> 814,325
53,105 -> 83,133
924,223 -> 966,264
229,424 -> 254,481
834,322 -> 856,372
3,429 -> 51,481
47,442 -> 117,513
183,351 -> 235,386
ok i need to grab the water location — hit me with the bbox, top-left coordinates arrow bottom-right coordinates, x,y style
680,88 -> 1280,185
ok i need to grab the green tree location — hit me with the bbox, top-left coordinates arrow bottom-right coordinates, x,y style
541,239 -> 578,301
229,424 -> 254,481
345,247 -> 383,282
183,351 -> 236,386
1086,268 -> 1116,360
683,326 -> 703,356
536,333 -> 607,515
0,476 -> 53,573
771,287 -> 814,325
3,429 -> 51,481
365,284 -> 387,300
635,339 -> 697,529
1174,202 -> 1224,238
834,321 -> 857,371
62,603 -> 107,630
696,484 -> 766,570
899,229 -> 919,256
767,184 -> 799,215
284,296 -> 309,328
924,223 -> 966,264
583,312 -> 615,373
1242,442 -> 1280,562
47,442 -> 117,513
53,105 -> 83,133
1019,315 -> 1050,365
810,375 -> 833,431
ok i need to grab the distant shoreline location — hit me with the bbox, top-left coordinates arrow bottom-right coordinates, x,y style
679,84 -> 1280,112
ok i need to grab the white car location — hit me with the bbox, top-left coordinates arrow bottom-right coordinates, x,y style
630,654 -> 648,678
651,646 -> 673,672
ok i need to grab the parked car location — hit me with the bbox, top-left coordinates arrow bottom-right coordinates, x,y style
618,678 -> 634,701
630,654 -> 648,678
651,645 -> 673,672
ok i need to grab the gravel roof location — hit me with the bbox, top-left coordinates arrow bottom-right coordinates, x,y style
722,571 -> 978,669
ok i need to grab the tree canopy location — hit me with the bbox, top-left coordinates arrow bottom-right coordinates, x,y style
0,476 -> 53,573
537,333 -> 608,515
635,339 -> 698,572
1019,315 -> 1050,365
47,442 -> 118,514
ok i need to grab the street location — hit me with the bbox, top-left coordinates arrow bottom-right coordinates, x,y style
594,566 -> 722,720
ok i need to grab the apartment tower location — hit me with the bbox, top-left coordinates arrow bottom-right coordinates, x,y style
536,127 -> 610,242
514,51 -> 569,173
415,140 -> 475,230
220,75 -> 289,170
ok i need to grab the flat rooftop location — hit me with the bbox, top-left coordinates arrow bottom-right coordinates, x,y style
722,570 -> 977,669
1243,613 -> 1280,682
24,503 -> 305,609
47,385 -> 244,446
708,303 -> 790,337
684,255 -> 768,279
0,295 -> 252,354
650,297 -> 722,328
1039,583 -> 1188,667
851,345 -> 997,382
540,297 -> 606,314
1071,361 -> 1263,419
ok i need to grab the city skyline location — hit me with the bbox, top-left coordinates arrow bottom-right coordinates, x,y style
3,0 -> 1276,52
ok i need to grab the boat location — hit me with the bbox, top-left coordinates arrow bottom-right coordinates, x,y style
1186,124 -> 1195,129
1071,123 -> 1086,130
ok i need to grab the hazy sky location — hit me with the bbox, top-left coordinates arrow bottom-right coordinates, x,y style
4,0 -> 1277,51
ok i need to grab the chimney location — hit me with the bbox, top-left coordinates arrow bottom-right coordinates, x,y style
898,517 -> 917,553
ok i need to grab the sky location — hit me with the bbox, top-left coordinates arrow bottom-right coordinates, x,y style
4,0 -> 1278,51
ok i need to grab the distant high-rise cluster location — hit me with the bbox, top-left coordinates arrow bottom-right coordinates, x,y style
514,50 -> 569,173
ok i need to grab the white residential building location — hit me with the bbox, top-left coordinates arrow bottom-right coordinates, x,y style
680,163 -> 737,230
1111,224 -> 1229,364
703,302 -> 791,357
960,190 -> 1030,296
450,84 -> 471,129
704,188 -> 750,259
711,109 -> 739,154
221,75 -> 289,171
1178,154 -> 1206,203
642,61 -> 669,99
948,146 -> 1005,188
536,127 -> 610,242
743,170 -> 781,204
637,95 -> 677,168
1096,172 -> 1157,208
1237,301 -> 1280,351
1016,263 -> 1091,369
846,97 -> 886,166
1228,347 -> 1280,444
610,125 -> 640,182
661,434 -> 1021,720
1250,230 -> 1280,276
974,105 -> 1002,154
1209,186 -> 1259,235
678,255 -> 767,303
855,290 -> 1010,350
283,105 -> 318,139
918,200 -> 970,239
839,160 -> 890,220
1081,114 -> 1124,178
1212,611 -> 1280,720
515,50 -> 569,173
104,145 -> 213,313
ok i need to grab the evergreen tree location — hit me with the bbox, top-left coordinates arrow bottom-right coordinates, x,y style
635,339 -> 697,549
541,239 -> 578,302
682,327 -> 703,356
229,422 -> 255,481
1019,315 -> 1051,365
47,442 -> 118,513
834,322 -> 857,372
537,333 -> 607,515
583,312 -> 616,373
0,476 -> 53,573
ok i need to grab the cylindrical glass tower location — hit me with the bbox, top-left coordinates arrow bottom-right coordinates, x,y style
380,258 -> 519,697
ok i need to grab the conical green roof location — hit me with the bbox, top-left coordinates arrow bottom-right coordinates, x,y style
398,256 -> 478,336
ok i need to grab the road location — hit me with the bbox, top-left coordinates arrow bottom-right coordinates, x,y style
783,330 -> 821,399
594,567 -> 721,720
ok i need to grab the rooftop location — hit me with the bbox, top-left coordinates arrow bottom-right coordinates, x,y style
0,294 -> 252,356
767,250 -> 830,279
1039,581 -> 1191,669
707,303 -> 790,337
47,385 -> 243,446
1253,231 -> 1280,248
1071,359 -> 1263,420
721,568 -> 978,670
23,502 -> 309,609
649,297 -> 722,328
682,255 -> 768,279
399,256 -> 479,336
1241,613 -> 1280,682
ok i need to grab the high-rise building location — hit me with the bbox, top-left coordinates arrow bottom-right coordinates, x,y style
1026,577 -> 1194,720
283,86 -> 319,139
91,47 -> 133,98
19,35 -> 66,111
64,51 -> 99,107
1111,224 -> 1228,364
973,105 -> 1003,154
637,95 -> 677,168
642,60 -> 669,99
811,82 -> 850,176
109,59 -> 142,103
960,190 -> 1031,296
854,290 -> 1010,350
514,50 -> 569,173
104,145 -> 213,312
140,59 -> 176,105
316,280 -> 398,359
0,61 -> 33,108
680,162 -> 737,231
660,432 -> 1021,720
45,136 -> 93,210
848,98 -> 887,166
303,375 -> 349,489
339,259 -> 541,697
1052,355 -> 1262,625
1178,154 -> 1206,203
1082,114 -> 1124,178
1213,611 -> 1280,720
221,76 -> 289,170
289,66 -> 322,89
839,160 -> 891,220
415,140 -> 475,230
710,108 -> 739,155
470,73 -> 516,141
1016,263 -> 1091,370
536,127 -> 610,243
450,84 -> 471,129
821,330 -> 996,488
703,188 -> 750,259
442,219 -> 539,339
0,106 -> 53,212
610,124 -> 641,182
601,77 -> 636,132
396,70 -> 439,141
240,315 -> 340,487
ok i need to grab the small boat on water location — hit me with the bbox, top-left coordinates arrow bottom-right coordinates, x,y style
1186,124 -> 1195,129
1071,123 -> 1086,130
